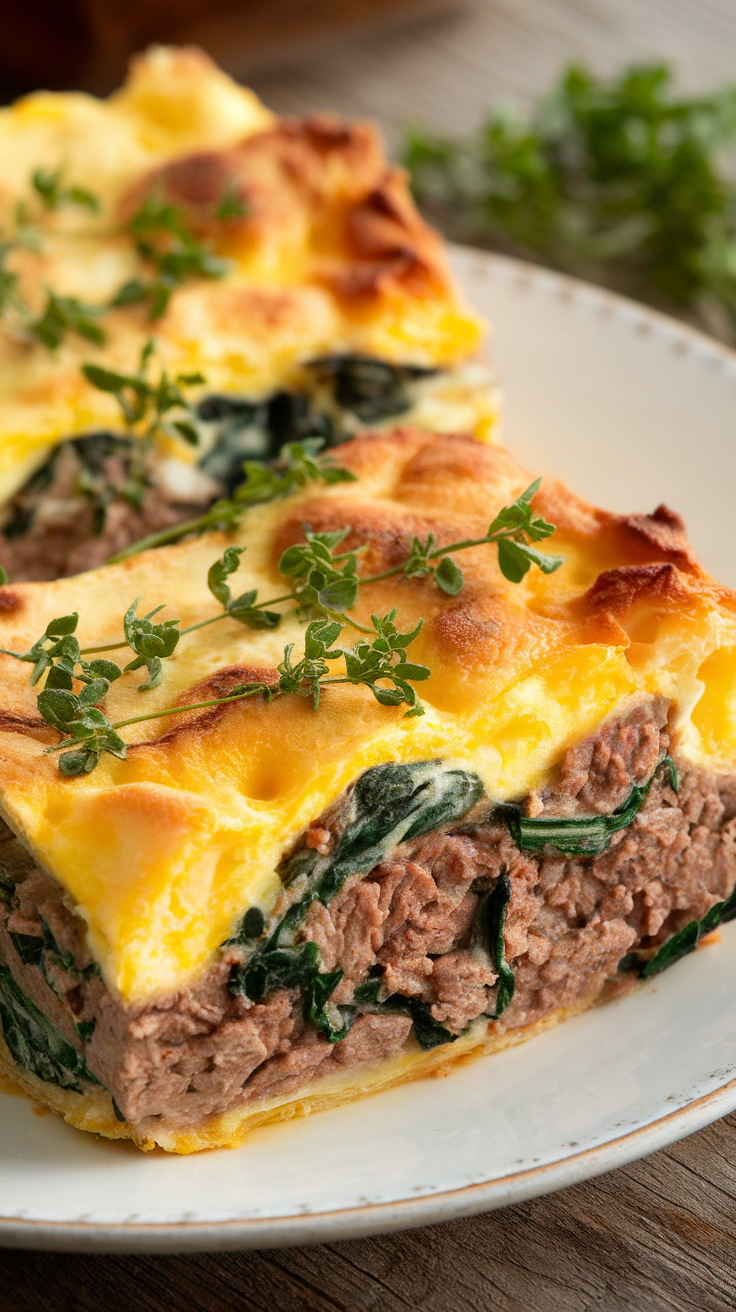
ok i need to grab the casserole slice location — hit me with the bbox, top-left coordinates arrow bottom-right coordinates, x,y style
0,46 -> 495,581
0,427 -> 732,1151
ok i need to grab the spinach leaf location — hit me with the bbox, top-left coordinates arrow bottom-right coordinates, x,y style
235,941 -> 320,1003
495,755 -> 677,857
233,761 -> 484,951
307,355 -> 434,423
229,761 -> 485,1049
303,967 -> 350,1043
0,966 -> 101,1092
9,933 -> 44,966
313,762 -> 484,905
10,919 -> 100,996
477,872 -> 515,1018
353,978 -> 383,1005
634,881 -> 736,979
380,994 -> 457,1050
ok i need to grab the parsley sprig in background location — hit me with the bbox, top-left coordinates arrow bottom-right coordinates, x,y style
405,62 -> 736,339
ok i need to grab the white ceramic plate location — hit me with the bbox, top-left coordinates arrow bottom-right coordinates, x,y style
3,249 -> 736,1253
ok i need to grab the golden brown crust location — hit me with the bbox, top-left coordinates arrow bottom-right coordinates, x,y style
125,115 -> 452,309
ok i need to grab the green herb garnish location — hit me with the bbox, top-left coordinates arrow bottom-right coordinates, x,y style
405,63 -> 736,335
107,436 -> 358,561
31,168 -> 99,214
32,290 -> 106,349
82,338 -> 205,447
495,755 -> 678,856
215,181 -> 248,221
0,469 -> 563,776
112,193 -> 229,319
0,170 -> 102,349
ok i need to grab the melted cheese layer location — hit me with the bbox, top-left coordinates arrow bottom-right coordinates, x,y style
0,428 -> 733,1002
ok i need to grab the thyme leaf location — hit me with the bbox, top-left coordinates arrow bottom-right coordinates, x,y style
113,193 -> 229,319
82,339 -> 205,446
32,168 -> 100,214
215,181 -> 248,221
32,290 -> 106,349
107,437 -> 357,561
359,478 -> 563,591
122,597 -> 181,690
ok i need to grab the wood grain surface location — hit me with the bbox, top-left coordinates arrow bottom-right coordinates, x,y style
4,3 -> 736,1308
1,1111 -> 735,1310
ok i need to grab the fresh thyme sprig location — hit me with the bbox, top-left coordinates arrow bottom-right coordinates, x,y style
0,170 -> 104,348
405,62 -> 736,338
35,613 -> 429,776
32,291 -> 106,349
111,193 -> 230,319
31,168 -> 100,215
106,437 -> 358,562
0,474 -> 563,775
82,338 -> 205,447
0,598 -> 183,697
215,181 -> 248,222
276,479 -> 563,600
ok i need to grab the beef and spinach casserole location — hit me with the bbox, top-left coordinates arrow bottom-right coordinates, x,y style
0,425 -> 733,1152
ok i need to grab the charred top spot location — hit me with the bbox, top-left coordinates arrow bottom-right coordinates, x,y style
0,588 -> 23,614
431,597 -> 503,661
132,665 -> 279,749
0,710 -> 55,743
584,563 -> 690,616
617,504 -> 696,570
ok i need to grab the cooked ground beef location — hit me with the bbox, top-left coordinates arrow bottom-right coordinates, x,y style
0,439 -> 216,581
1,699 -> 734,1135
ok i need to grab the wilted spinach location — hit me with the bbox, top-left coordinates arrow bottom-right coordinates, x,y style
495,756 -> 678,857
228,761 -> 485,1048
0,966 -> 101,1092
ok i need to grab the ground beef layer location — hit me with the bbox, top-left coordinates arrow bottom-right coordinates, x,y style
0,698 -> 734,1137
0,439 -> 214,582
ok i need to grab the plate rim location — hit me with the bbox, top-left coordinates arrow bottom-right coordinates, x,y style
2,1071 -> 736,1252
4,247 -> 736,1252
450,245 -> 736,375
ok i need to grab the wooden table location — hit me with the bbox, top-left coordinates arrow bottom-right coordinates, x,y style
4,3 -> 736,1307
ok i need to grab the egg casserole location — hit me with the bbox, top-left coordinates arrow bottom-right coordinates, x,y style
0,46 -> 495,581
0,426 -> 733,1151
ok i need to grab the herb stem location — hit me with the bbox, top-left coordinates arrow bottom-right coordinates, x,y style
78,640 -> 128,655
358,529 -> 511,586
110,687 -> 272,730
178,591 -> 299,637
108,513 -> 209,563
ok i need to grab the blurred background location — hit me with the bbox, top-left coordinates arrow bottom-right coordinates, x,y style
1,0 -> 732,138
4,0 -> 736,338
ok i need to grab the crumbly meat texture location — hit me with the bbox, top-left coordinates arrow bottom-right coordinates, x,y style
0,443 -> 214,582
1,699 -> 735,1139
